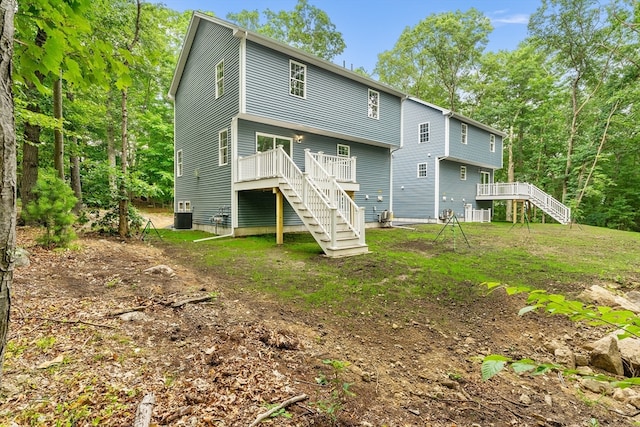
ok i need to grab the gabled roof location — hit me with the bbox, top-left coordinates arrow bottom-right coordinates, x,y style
407,96 -> 507,138
168,12 -> 406,99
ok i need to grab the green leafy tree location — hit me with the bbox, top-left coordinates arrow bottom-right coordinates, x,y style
23,170 -> 77,248
375,8 -> 492,110
227,0 -> 346,60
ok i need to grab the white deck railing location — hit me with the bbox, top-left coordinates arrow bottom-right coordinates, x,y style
477,182 -> 571,224
306,150 -> 356,182
237,147 -> 365,245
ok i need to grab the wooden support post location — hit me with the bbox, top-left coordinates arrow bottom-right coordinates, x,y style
520,200 -> 525,224
274,188 -> 284,245
512,200 -> 517,224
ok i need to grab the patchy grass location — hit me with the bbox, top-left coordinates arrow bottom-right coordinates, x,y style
157,222 -> 640,314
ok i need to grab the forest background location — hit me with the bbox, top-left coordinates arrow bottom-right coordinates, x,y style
9,0 -> 640,233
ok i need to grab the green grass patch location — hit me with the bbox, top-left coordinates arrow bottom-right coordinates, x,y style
155,223 -> 640,314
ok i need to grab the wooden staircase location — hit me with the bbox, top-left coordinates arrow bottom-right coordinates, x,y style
477,182 -> 571,224
238,147 -> 368,257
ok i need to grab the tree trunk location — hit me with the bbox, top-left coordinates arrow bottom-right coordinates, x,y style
53,73 -> 64,180
0,0 -> 18,387
107,93 -> 117,193
20,129 -> 39,211
118,88 -> 129,237
70,136 -> 82,213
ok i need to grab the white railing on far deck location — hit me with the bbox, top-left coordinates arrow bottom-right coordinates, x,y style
476,182 -> 571,224
306,150 -> 356,182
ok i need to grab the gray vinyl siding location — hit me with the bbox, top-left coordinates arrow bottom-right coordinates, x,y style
244,41 -> 401,146
236,119 -> 391,227
391,99 -> 446,219
439,160 -> 492,215
448,118 -> 503,168
173,20 -> 240,226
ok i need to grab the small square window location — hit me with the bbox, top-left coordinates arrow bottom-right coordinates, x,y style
490,134 -> 496,152
176,149 -> 183,177
184,201 -> 191,212
219,129 -> 229,166
417,163 -> 427,178
337,144 -> 350,158
290,60 -> 306,98
461,123 -> 468,144
419,122 -> 430,143
215,60 -> 224,98
460,166 -> 467,180
368,89 -> 379,119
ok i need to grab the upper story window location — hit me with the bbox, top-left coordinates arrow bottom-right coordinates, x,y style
176,149 -> 183,177
219,129 -> 229,166
460,166 -> 467,180
461,123 -> 468,144
368,89 -> 379,119
419,122 -> 430,143
337,144 -> 350,158
490,134 -> 496,152
215,60 -> 224,98
417,162 -> 427,178
256,132 -> 292,157
289,60 -> 306,98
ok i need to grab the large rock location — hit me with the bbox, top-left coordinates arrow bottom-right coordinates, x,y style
577,285 -> 640,313
586,335 -> 624,376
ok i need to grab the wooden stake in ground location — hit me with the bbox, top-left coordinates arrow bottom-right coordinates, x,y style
133,393 -> 155,427
248,394 -> 308,427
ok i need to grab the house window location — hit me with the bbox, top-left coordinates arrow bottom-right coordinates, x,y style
368,89 -> 379,119
419,122 -> 430,143
176,149 -> 183,177
177,200 -> 191,212
460,166 -> 467,180
490,134 -> 495,152
256,132 -> 292,157
417,162 -> 427,178
461,123 -> 468,144
481,171 -> 490,184
219,129 -> 229,166
289,60 -> 306,98
215,60 -> 224,98
337,144 -> 350,158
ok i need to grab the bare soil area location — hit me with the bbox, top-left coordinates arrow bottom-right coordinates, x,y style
1,216 -> 638,426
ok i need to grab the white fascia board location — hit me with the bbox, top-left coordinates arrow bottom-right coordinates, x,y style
236,113 -> 396,149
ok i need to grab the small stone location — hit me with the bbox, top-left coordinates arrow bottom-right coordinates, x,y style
544,394 -> 553,406
143,264 -> 175,276
580,379 -> 613,395
554,347 -> 576,370
119,311 -> 149,322
519,394 -> 532,405
392,323 -> 399,329
575,353 -> 589,366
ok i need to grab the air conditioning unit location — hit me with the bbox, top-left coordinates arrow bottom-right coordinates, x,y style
379,210 -> 393,223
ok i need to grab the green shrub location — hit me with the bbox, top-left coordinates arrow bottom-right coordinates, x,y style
23,171 -> 77,248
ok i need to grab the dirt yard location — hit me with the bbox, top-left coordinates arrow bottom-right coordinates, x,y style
1,215 -> 638,426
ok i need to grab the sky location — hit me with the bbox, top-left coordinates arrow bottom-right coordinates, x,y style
158,0 -> 541,74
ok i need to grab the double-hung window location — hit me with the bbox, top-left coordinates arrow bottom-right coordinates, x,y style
489,134 -> 496,152
289,60 -> 306,98
368,89 -> 379,119
419,122 -> 430,143
256,132 -> 292,157
461,123 -> 468,144
215,60 -> 224,98
176,149 -> 183,177
460,166 -> 467,180
219,129 -> 228,166
417,163 -> 427,178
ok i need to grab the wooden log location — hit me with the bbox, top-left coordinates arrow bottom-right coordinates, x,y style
248,394 -> 308,427
133,392 -> 155,427
171,295 -> 214,308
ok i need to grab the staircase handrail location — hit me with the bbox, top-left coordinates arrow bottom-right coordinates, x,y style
304,149 -> 363,239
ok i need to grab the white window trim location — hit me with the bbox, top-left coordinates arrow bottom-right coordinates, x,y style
490,134 -> 496,152
419,122 -> 430,143
461,123 -> 468,145
337,144 -> 350,158
218,129 -> 229,166
460,166 -> 467,180
289,59 -> 306,99
417,162 -> 427,178
176,149 -> 183,177
215,60 -> 224,99
256,132 -> 293,156
368,88 -> 380,120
